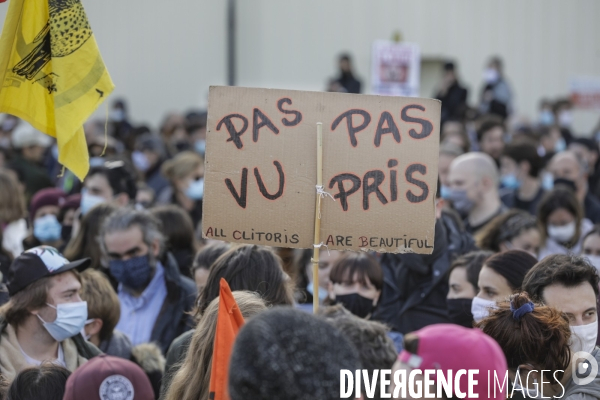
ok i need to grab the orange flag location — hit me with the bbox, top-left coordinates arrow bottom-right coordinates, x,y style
208,278 -> 245,400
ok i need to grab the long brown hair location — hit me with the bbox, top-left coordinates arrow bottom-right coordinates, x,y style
195,245 -> 294,318
63,203 -> 118,270
476,292 -> 571,385
164,291 -> 267,400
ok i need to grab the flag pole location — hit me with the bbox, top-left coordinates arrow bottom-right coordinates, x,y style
312,122 -> 323,313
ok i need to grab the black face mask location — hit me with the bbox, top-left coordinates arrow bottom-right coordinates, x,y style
61,225 -> 73,242
447,298 -> 474,328
553,177 -> 577,192
335,293 -> 375,319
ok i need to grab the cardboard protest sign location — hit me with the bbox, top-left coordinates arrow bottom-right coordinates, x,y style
202,86 -> 440,254
570,77 -> 600,110
371,41 -> 421,97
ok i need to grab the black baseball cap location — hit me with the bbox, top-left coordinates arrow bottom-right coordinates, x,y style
7,246 -> 91,296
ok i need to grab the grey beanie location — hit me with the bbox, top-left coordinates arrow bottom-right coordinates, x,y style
228,307 -> 361,400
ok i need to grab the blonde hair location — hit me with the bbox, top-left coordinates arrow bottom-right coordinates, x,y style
161,151 -> 204,183
79,269 -> 120,342
164,291 -> 267,400
0,170 -> 26,224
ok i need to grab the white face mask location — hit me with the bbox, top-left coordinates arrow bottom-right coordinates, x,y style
570,320 -> 598,354
80,189 -> 106,215
559,111 -> 573,128
585,255 -> 600,273
547,222 -> 576,243
483,68 -> 499,84
471,296 -> 497,323
37,301 -> 88,342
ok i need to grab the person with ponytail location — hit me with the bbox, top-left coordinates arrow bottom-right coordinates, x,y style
478,292 -> 600,399
471,250 -> 538,323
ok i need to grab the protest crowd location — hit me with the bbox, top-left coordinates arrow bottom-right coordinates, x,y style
1,53 -> 600,400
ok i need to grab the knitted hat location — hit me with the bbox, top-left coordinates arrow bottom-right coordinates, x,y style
485,250 -> 538,291
228,307 -> 361,400
29,188 -> 66,221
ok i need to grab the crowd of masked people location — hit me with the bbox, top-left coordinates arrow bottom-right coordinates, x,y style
0,55 -> 599,399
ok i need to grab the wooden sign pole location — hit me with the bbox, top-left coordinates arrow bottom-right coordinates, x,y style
312,122 -> 323,313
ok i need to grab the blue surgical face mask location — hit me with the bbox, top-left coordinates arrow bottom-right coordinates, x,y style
89,157 -> 105,167
554,138 -> 566,153
80,189 -> 106,215
110,109 -> 125,123
132,150 -> 150,172
306,282 -> 328,302
33,214 -> 62,243
542,172 -> 554,191
185,178 -> 204,200
109,255 -> 153,290
539,110 -> 555,126
37,301 -> 88,342
440,184 -> 451,200
501,173 -> 521,190
194,139 -> 206,156
447,188 -> 475,217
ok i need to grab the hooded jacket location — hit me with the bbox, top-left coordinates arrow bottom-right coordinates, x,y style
150,252 -> 197,354
0,315 -> 101,382
372,210 -> 476,334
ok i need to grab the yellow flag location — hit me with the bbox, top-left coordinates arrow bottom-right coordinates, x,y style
0,0 -> 114,180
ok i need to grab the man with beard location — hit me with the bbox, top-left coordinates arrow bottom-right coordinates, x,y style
99,208 -> 196,353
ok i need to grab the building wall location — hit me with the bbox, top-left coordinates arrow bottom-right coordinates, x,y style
1,0 -> 599,132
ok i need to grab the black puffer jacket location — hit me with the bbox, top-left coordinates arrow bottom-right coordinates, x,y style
372,210 -> 476,334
